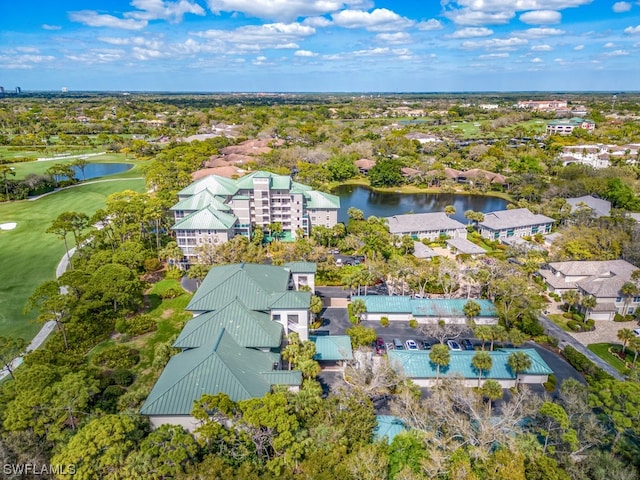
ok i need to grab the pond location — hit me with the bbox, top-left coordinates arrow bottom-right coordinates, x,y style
62,162 -> 133,181
334,185 -> 509,224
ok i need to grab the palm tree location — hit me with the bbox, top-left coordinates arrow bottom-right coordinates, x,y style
617,328 -> 634,355
444,205 -> 456,217
489,325 -> 507,351
630,337 -> 640,365
0,165 -> 16,201
472,351 -> 493,388
620,282 -> 639,316
480,379 -> 503,413
429,344 -> 450,383
463,300 -> 481,323
474,325 -> 493,351
561,290 -> 581,313
508,351 -> 532,390
581,295 -> 597,322
350,299 -> 366,324
464,209 -> 475,225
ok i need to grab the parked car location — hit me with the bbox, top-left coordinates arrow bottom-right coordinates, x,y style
447,340 -> 462,351
405,339 -> 419,351
376,337 -> 386,354
634,329 -> 640,337
461,339 -> 474,351
335,258 -> 343,266
393,338 -> 404,350
421,340 -> 431,350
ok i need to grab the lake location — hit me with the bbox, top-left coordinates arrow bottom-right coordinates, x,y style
66,163 -> 133,180
334,185 -> 509,224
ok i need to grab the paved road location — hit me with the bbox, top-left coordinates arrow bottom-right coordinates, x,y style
537,314 -> 624,381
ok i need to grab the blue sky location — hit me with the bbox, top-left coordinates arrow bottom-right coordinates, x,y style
2,0 -> 640,92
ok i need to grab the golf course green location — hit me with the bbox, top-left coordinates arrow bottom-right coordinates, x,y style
0,177 -> 146,340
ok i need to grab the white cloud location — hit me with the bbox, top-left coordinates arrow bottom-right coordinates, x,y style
603,49 -> 629,56
479,52 -> 509,58
416,19 -> 443,31
531,44 -> 552,51
462,36 -> 528,49
42,24 -> 62,30
332,8 -> 414,32
574,44 -> 584,50
302,16 -> 332,28
125,0 -> 205,23
603,42 -> 616,48
613,2 -> 632,12
375,32 -> 412,44
206,0 -> 372,22
531,57 -> 543,62
98,36 -> 164,50
522,27 -> 565,37
66,49 -> 127,64
69,10 -> 148,30
519,10 -> 561,25
294,49 -> 317,57
625,25 -> 640,34
0,54 -> 56,69
450,27 -> 493,38
445,9 -> 514,26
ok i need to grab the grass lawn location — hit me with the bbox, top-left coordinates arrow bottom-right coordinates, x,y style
587,343 -> 636,375
0,177 -> 146,340
547,313 -> 573,332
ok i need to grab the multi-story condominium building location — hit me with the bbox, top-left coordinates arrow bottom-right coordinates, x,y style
545,117 -> 595,135
516,100 -> 568,111
478,208 -> 554,241
170,171 -> 340,264
140,262 -> 315,430
539,260 -> 639,320
386,212 -> 467,241
558,143 -> 640,169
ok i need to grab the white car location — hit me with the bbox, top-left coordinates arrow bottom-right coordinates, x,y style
634,329 -> 640,337
405,339 -> 419,350
447,340 -> 462,351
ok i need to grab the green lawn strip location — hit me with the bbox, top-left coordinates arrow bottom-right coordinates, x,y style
0,178 -> 146,340
547,313 -> 572,332
587,342 -> 634,375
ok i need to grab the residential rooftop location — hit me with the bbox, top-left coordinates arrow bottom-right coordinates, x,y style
479,208 -> 554,230
351,296 -> 497,318
386,212 -> 466,235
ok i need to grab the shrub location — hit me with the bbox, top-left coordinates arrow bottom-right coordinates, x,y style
549,293 -> 561,302
164,268 -> 183,280
562,345 -> 614,382
585,319 -> 595,331
116,314 -> 157,336
563,312 -> 574,319
567,320 -> 582,332
111,369 -> 135,386
409,318 -> 418,329
380,316 -> 389,327
614,313 -> 629,322
152,342 -> 178,370
572,313 -> 584,322
92,345 -> 140,369
161,287 -> 184,299
543,374 -> 557,392
144,258 -> 162,272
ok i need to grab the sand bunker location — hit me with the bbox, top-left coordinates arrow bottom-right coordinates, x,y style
0,223 -> 17,230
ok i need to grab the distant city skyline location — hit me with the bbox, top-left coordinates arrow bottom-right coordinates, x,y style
2,1 -> 640,92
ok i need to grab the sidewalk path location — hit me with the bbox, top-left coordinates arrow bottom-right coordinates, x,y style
538,314 -> 624,381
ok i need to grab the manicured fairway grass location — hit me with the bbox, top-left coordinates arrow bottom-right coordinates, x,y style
0,178 -> 146,340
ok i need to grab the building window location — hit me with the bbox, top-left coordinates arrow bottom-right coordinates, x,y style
616,296 -> 622,302
633,296 -> 640,303
272,314 -> 281,321
287,314 -> 298,324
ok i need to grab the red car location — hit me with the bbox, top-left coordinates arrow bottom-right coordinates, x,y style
376,337 -> 386,355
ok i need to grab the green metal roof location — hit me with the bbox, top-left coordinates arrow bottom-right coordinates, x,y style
171,206 -> 238,231
388,348 -> 552,380
178,174 -> 239,197
187,263 -> 302,312
304,190 -> 341,209
352,296 -> 497,318
374,416 -> 407,444
170,190 -> 231,212
285,261 -> 318,274
235,171 -> 292,191
311,335 -> 353,361
173,298 -> 283,349
140,329 -> 302,415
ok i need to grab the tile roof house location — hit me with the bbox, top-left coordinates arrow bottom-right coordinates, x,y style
386,212 -> 467,242
171,171 -> 340,265
388,348 -> 552,388
539,260 -> 640,320
478,208 -> 554,241
351,296 -> 498,325
140,262 -> 313,430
